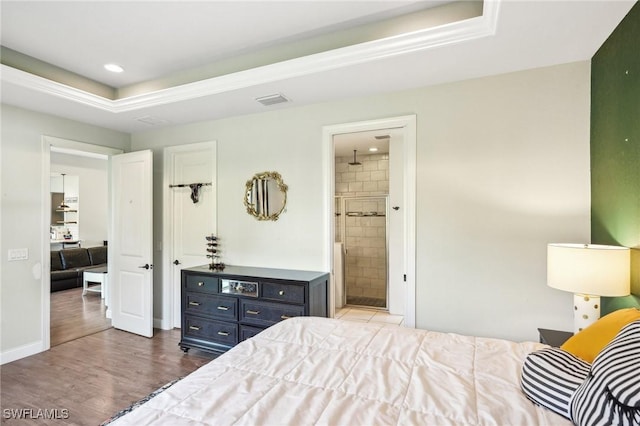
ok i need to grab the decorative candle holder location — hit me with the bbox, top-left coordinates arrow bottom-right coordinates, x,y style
206,234 -> 225,270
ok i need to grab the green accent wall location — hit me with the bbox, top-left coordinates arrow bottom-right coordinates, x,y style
591,2 -> 640,313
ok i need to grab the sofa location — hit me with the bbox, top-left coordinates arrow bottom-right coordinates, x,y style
51,246 -> 107,292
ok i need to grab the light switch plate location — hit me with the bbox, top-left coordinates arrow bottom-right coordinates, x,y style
8,248 -> 29,261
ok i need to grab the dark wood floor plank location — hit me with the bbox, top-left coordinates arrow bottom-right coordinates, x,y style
1,328 -> 215,425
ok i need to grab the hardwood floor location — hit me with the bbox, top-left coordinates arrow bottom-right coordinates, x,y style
1,327 -> 215,425
50,287 -> 112,347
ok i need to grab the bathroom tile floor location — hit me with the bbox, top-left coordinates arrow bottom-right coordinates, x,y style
335,307 -> 404,326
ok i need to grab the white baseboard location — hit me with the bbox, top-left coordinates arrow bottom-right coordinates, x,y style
1,318 -> 171,365
154,317 -> 171,330
0,341 -> 44,365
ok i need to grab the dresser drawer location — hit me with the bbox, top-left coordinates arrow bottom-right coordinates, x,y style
261,281 -> 305,304
240,299 -> 305,327
185,274 -> 219,293
240,325 -> 264,341
185,293 -> 237,320
183,315 -> 238,346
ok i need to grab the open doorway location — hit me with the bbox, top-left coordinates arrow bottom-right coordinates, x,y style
41,136 -> 123,349
49,150 -> 110,345
323,116 -> 416,327
333,133 -> 392,310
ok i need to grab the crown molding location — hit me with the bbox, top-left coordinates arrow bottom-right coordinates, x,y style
1,1 -> 500,114
1,64 -> 115,111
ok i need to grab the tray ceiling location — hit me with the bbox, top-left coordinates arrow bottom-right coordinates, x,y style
0,0 -> 635,133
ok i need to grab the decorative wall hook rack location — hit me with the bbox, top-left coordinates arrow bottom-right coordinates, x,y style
169,182 -> 212,188
169,182 -> 212,203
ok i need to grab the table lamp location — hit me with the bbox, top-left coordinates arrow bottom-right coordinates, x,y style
547,243 -> 630,333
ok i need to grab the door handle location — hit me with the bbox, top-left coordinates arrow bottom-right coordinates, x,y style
173,260 -> 181,265
138,264 -> 152,270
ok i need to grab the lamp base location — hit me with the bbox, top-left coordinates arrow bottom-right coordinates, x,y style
573,293 -> 601,333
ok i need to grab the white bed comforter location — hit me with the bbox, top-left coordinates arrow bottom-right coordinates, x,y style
112,317 -> 570,425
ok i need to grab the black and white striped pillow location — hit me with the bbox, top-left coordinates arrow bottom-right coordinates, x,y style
521,346 -> 591,418
570,320 -> 640,426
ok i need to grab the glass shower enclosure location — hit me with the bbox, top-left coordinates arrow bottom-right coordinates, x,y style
335,195 -> 388,309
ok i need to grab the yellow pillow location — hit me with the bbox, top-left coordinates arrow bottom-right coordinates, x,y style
560,307 -> 640,363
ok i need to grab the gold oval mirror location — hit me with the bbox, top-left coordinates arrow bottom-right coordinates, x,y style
244,171 -> 288,221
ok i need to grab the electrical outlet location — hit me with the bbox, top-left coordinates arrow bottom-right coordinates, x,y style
8,248 -> 29,261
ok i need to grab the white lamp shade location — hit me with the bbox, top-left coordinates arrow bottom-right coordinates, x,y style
547,243 -> 630,296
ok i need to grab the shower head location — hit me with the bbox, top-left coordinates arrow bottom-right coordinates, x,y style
348,149 -> 361,166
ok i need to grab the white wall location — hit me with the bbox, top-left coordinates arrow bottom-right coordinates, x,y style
0,104 -> 129,360
415,64 -> 591,340
132,61 -> 591,342
51,152 -> 109,247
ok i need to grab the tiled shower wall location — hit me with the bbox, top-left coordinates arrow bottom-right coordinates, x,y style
335,153 -> 389,197
335,153 -> 389,306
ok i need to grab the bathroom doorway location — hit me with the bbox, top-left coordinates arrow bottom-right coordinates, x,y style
324,115 -> 416,326
333,132 -> 391,310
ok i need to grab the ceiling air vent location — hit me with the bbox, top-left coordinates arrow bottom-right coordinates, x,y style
255,93 -> 290,106
135,115 -> 169,126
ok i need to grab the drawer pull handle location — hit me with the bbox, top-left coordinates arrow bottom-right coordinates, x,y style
278,290 -> 285,296
189,325 -> 201,331
189,301 -> 200,306
217,331 -> 230,336
246,310 -> 260,315
281,315 -> 292,320
217,306 -> 229,311
197,282 -> 205,286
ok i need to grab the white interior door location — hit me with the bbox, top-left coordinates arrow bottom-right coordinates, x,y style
165,142 -> 216,328
111,150 -> 154,337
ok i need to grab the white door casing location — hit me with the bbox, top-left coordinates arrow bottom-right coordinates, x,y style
163,142 -> 217,329
323,115 -> 416,327
111,150 -> 154,338
35,136 -> 122,362
388,132 -> 405,315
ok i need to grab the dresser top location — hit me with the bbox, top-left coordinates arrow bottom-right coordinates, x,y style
184,264 -> 329,282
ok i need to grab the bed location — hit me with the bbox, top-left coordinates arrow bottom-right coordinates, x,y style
109,316 -> 571,425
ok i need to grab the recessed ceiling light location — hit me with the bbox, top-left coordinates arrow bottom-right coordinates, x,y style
104,63 -> 124,73
369,147 -> 379,152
